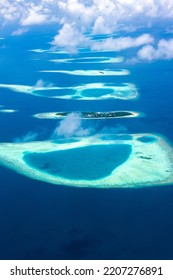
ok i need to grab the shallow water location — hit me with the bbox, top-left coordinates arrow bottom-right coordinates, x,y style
100,135 -> 133,141
34,89 -> 76,98
82,88 -> 114,97
23,144 -> 132,180
137,136 -> 157,143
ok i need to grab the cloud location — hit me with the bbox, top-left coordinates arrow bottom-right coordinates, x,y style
0,0 -> 23,22
21,6 -> 48,26
52,0 -> 173,42
53,113 -> 92,138
125,57 -> 140,65
32,79 -> 53,89
137,38 -> 173,61
51,23 -> 90,52
52,112 -> 128,140
34,79 -> 45,88
100,123 -> 128,134
91,33 -> 154,51
1,1 -> 173,39
12,27 -> 28,36
14,131 -> 38,143
92,16 -> 111,35
0,1 -> 57,27
50,29 -> 154,52
1,0 -> 173,57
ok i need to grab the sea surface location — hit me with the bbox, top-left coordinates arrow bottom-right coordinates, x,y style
0,34 -> 173,259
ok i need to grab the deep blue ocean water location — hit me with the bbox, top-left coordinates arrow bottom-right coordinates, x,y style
0,35 -> 173,259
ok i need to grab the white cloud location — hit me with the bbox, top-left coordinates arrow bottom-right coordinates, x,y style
34,79 -> 45,88
0,0 -> 22,22
56,0 -> 173,37
14,131 -> 38,143
21,4 -> 48,26
0,1 -> 57,27
51,23 -> 90,52
1,0 -> 173,55
92,16 -> 111,34
137,38 -> 173,60
100,123 -> 128,134
58,0 -> 95,30
53,113 -> 91,138
1,1 -> 173,32
137,45 -> 156,61
12,28 -> 28,36
91,34 -> 154,51
32,79 -> 53,89
50,24 -> 154,52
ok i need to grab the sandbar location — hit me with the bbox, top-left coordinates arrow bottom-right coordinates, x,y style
0,109 -> 18,113
50,57 -> 124,64
39,69 -> 130,76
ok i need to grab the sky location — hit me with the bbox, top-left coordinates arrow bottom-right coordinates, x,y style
1,0 -> 173,61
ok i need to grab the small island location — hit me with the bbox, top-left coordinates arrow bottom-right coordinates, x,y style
55,111 -> 138,119
34,111 -> 141,120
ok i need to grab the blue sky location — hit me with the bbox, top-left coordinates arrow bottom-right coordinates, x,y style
1,0 -> 173,61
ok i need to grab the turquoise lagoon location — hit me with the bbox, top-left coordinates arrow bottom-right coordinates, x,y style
23,144 -> 131,181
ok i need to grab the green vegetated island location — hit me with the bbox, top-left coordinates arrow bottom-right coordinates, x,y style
34,111 -> 141,120
56,111 -> 138,119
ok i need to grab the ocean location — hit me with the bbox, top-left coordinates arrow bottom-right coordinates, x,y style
0,34 -> 173,260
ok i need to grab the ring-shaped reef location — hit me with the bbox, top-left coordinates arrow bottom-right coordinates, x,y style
0,83 -> 138,100
50,56 -> 124,64
0,133 -> 173,188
